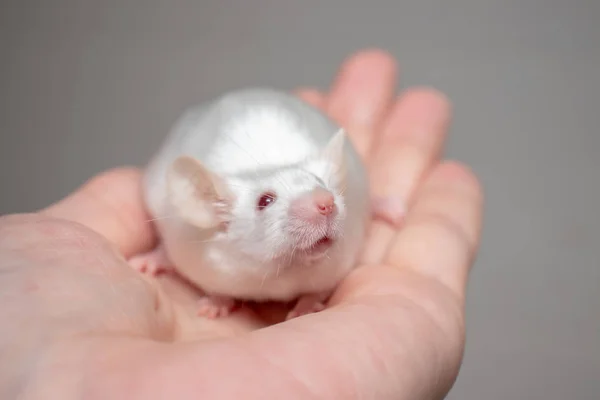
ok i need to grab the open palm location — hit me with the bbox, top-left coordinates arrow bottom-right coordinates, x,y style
0,50 -> 482,399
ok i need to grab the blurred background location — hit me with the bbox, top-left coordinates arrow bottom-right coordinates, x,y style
1,0 -> 599,398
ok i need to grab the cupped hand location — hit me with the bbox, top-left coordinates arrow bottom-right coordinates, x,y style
0,49 -> 482,399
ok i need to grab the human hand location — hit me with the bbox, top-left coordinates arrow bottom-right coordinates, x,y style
0,49 -> 482,399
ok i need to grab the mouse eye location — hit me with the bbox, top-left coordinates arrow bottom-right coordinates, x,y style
257,191 -> 277,211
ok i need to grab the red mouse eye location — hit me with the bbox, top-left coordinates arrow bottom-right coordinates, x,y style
257,192 -> 277,211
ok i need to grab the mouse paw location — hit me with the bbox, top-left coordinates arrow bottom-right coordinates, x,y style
197,295 -> 237,319
371,196 -> 406,227
128,246 -> 173,276
285,293 -> 328,320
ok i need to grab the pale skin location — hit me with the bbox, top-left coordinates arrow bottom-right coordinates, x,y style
0,49 -> 483,399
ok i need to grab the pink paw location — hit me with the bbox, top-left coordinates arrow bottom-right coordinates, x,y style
197,295 -> 237,319
285,294 -> 327,320
128,246 -> 173,276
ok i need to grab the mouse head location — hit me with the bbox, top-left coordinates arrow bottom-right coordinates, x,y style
167,129 -> 349,264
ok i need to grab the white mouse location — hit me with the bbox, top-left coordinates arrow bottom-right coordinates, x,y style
129,87 -> 381,320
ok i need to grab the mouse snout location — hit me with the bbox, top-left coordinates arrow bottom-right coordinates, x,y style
289,187 -> 337,222
314,189 -> 335,215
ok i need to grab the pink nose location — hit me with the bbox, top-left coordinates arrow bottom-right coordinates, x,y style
310,187 -> 336,216
289,188 -> 337,221
314,190 -> 335,215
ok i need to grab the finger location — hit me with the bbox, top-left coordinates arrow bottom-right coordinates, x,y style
385,161 -> 483,297
294,87 -> 326,109
361,88 -> 451,265
42,167 -> 156,257
117,164 -> 481,400
326,48 -> 397,161
220,162 -> 482,398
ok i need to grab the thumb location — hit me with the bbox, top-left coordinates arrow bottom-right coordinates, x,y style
42,167 -> 156,257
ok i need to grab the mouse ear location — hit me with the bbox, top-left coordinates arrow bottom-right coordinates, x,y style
166,155 -> 232,229
318,128 -> 348,184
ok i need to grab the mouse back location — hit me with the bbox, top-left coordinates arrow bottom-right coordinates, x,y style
144,88 -> 365,217
184,88 -> 341,174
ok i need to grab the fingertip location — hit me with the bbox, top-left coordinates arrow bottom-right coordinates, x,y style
331,48 -> 398,99
429,161 -> 484,216
435,161 -> 481,191
435,160 -> 484,237
294,87 -> 326,109
387,87 -> 452,136
400,86 -> 452,108
341,48 -> 398,72
327,48 -> 398,159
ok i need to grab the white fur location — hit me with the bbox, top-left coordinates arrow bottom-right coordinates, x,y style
143,88 -> 370,301
207,106 -> 317,174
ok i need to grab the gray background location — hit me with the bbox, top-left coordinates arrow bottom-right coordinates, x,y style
1,0 -> 599,398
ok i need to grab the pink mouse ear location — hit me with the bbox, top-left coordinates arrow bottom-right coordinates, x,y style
318,128 -> 348,185
166,155 -> 232,229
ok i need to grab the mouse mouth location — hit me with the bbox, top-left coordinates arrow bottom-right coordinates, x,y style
307,236 -> 333,253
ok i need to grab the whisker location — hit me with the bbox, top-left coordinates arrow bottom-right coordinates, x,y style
183,237 -> 221,244
260,270 -> 270,288
145,215 -> 180,222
